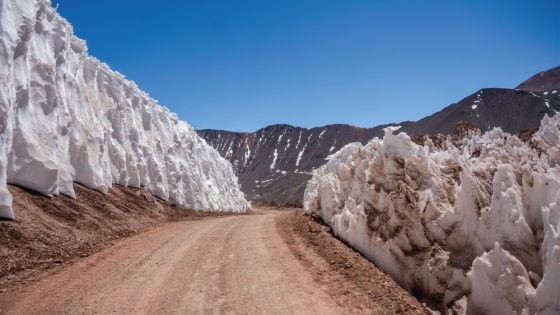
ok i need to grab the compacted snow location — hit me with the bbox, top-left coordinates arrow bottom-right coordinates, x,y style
0,0 -> 249,219
304,114 -> 560,314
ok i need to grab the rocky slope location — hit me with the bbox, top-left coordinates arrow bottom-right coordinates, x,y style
198,125 -> 381,203
198,66 -> 559,203
516,65 -> 560,92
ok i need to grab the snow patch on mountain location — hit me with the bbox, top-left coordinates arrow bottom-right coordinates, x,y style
0,0 -> 249,219
296,134 -> 312,167
304,114 -> 560,314
295,130 -> 302,149
270,149 -> 278,170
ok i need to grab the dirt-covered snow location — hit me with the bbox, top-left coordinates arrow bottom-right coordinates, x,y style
304,114 -> 560,314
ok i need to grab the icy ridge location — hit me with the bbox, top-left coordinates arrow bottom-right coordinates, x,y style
0,0 -> 249,219
304,114 -> 560,314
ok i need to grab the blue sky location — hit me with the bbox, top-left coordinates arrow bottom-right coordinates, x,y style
53,0 -> 559,132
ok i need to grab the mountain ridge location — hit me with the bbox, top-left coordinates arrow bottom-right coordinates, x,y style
198,66 -> 560,203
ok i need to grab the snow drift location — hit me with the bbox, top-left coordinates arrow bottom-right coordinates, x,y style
304,114 -> 560,314
0,0 -> 249,219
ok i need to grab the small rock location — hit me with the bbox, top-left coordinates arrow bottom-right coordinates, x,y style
53,259 -> 63,264
0,289 -> 6,293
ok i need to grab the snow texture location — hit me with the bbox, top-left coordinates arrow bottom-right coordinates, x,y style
0,0 -> 249,219
304,114 -> 560,314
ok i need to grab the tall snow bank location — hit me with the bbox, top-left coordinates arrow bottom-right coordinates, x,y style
0,0 -> 249,219
304,114 -> 560,314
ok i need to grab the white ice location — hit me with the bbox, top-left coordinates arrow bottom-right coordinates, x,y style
304,114 -> 560,314
0,0 -> 250,219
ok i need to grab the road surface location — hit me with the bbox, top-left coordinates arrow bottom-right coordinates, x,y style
0,209 -> 346,315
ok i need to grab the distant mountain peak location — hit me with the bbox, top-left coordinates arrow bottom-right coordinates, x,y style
515,65 -> 560,92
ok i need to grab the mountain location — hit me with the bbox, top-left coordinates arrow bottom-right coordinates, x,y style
198,66 -> 559,204
0,0 -> 249,219
404,87 -> 559,135
516,66 -> 560,92
198,125 -> 383,203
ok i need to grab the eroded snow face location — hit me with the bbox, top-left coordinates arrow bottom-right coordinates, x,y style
304,114 -> 560,314
0,0 -> 249,219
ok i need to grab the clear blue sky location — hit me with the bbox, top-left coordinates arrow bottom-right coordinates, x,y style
53,0 -> 559,132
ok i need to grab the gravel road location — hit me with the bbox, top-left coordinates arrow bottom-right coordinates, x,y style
1,209 -> 345,314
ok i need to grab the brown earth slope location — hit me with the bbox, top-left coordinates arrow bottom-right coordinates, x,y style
0,183 -> 236,286
276,210 -> 431,315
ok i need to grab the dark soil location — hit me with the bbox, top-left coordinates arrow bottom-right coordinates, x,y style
253,199 -> 303,209
519,127 -> 539,142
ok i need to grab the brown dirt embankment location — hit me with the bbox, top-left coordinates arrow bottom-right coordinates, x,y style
0,183 -> 240,289
276,210 -> 431,315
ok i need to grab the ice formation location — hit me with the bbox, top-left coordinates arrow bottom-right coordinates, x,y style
0,0 -> 249,219
304,114 -> 560,314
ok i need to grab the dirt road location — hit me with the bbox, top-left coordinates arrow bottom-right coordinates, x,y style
1,209 -> 347,314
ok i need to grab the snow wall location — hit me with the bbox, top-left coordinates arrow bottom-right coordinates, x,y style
304,114 -> 560,315
0,0 -> 250,219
